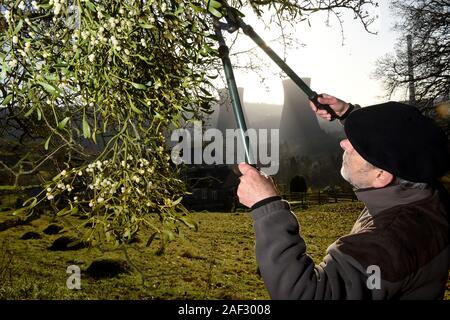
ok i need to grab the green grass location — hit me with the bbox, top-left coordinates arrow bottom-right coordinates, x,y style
0,202 -> 448,300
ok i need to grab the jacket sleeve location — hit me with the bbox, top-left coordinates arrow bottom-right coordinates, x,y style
252,199 -> 373,300
339,103 -> 361,125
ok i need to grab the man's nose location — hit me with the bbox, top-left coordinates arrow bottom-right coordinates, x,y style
340,139 -> 352,151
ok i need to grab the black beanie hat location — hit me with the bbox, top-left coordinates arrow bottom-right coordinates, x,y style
344,102 -> 449,183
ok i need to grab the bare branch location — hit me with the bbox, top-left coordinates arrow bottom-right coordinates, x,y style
374,0 -> 450,101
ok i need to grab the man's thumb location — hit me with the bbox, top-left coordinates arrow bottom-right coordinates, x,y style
238,162 -> 254,175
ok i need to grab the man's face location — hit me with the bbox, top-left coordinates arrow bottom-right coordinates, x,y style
340,139 -> 378,189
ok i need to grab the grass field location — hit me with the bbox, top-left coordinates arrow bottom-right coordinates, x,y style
0,201 -> 448,300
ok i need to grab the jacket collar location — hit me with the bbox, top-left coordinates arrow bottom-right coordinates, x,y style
354,183 -> 433,216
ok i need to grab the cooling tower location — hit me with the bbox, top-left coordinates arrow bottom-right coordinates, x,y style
276,78 -> 343,190
214,87 -> 246,133
279,78 -> 339,157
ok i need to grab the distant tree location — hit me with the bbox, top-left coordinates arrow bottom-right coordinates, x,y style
289,175 -> 306,193
374,0 -> 450,102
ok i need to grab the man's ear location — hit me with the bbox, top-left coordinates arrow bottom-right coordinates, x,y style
372,170 -> 394,188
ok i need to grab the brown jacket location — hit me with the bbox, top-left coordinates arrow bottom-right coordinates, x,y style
252,183 -> 449,299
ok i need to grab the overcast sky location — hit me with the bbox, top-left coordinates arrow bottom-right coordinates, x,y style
227,0 -> 404,108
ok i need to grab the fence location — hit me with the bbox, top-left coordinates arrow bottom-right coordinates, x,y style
282,191 -> 357,206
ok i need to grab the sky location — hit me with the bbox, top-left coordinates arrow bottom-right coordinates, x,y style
225,0 -> 404,107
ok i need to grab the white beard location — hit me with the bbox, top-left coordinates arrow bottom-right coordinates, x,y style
340,152 -> 351,183
341,158 -> 372,190
340,165 -> 350,183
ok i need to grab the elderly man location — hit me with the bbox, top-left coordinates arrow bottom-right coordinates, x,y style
237,94 -> 449,299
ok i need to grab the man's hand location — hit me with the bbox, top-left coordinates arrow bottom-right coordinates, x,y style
309,94 -> 350,121
237,163 -> 279,208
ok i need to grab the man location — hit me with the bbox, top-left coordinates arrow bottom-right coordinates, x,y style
237,94 -> 449,299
